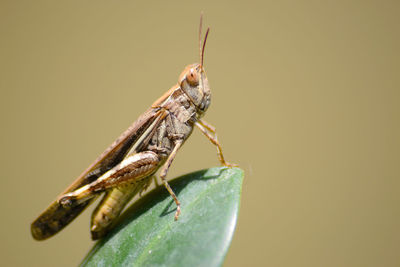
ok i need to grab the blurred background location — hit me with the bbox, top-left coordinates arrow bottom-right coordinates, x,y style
1,1 -> 399,266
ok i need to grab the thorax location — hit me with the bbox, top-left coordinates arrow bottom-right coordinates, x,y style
147,87 -> 199,158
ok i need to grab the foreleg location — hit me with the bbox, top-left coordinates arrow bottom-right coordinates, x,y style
195,119 -> 237,167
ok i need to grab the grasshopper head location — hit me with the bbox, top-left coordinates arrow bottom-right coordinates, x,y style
179,63 -> 211,113
179,20 -> 211,114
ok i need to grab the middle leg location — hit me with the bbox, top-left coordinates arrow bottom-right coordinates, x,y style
159,139 -> 183,220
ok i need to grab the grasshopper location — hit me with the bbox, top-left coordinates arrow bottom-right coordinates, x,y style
31,15 -> 235,241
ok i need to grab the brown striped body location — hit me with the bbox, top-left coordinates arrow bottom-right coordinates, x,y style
31,17 -> 235,241
87,83 -> 206,238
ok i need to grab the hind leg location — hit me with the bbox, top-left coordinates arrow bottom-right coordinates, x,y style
58,151 -> 160,207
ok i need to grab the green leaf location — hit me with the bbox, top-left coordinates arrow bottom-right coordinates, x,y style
81,167 -> 244,267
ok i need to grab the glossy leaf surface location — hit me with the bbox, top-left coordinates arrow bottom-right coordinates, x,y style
81,167 -> 244,267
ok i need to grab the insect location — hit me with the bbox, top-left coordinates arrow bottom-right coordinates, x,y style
31,15 -> 235,241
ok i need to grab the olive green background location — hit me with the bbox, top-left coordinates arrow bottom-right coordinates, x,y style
1,1 -> 399,266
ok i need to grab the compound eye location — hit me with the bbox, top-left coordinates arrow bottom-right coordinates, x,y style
186,68 -> 199,86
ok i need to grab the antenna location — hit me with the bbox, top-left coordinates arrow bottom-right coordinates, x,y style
199,13 -> 210,68
199,13 -> 203,66
201,28 -> 210,68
